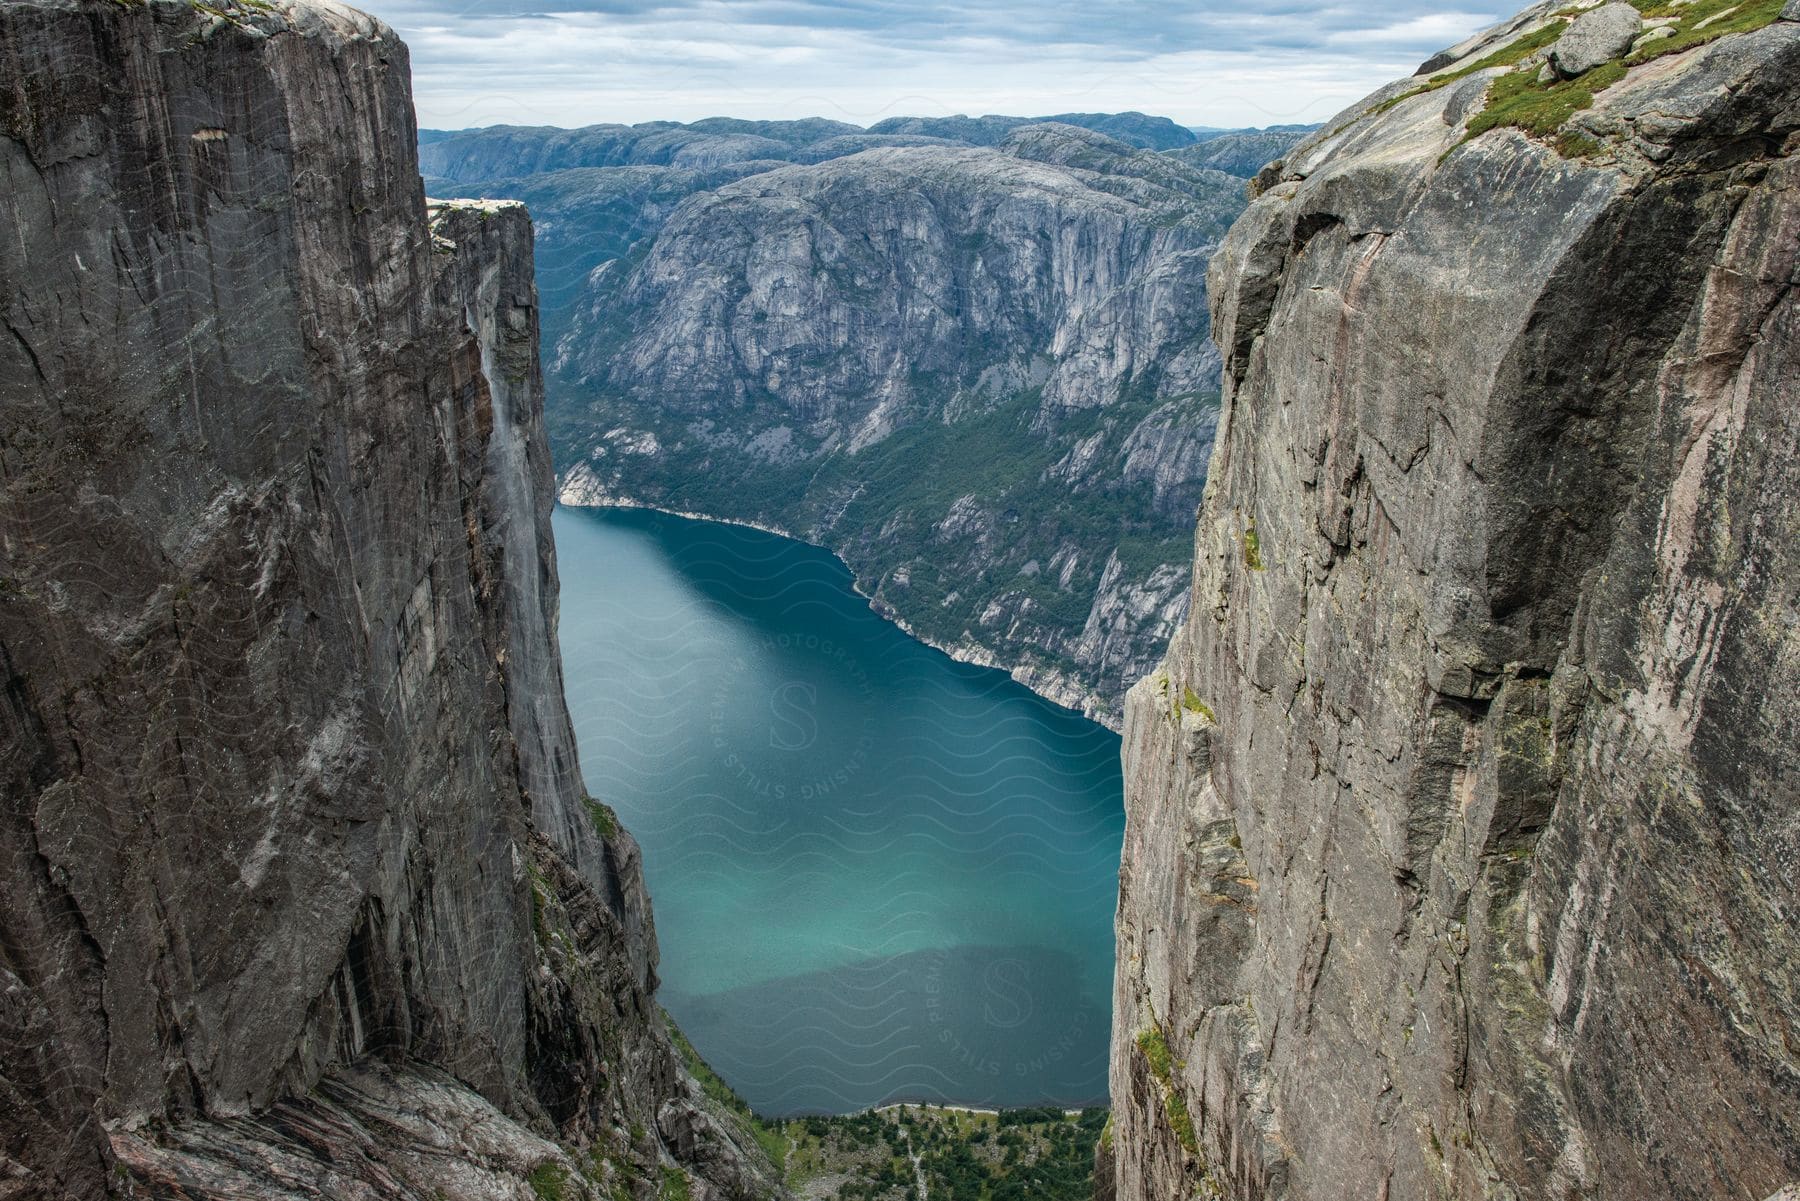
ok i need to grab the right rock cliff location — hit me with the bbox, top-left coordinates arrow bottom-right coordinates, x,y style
1110,3 -> 1800,1198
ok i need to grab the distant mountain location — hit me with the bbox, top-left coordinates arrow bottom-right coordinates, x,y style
1187,121 -> 1319,144
419,118 -> 865,179
867,111 -> 1198,150
1163,124 -> 1320,177
419,112 -> 1209,183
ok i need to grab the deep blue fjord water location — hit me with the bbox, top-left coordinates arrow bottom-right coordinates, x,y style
553,506 -> 1124,1115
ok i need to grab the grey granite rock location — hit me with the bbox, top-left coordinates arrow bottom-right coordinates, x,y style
1112,5 -> 1800,1200
1551,1 -> 1643,76
0,1 -> 780,1197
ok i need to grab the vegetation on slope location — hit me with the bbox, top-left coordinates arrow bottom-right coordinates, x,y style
552,380 -> 1213,705
668,1013 -> 1109,1200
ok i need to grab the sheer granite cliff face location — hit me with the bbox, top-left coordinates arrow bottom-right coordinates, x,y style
1112,5 -> 1800,1200
0,2 -> 777,1198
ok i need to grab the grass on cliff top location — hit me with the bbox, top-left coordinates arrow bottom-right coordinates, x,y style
1457,0 -> 1788,153
1368,20 -> 1569,116
1366,0 -> 1787,157
1463,59 -> 1629,146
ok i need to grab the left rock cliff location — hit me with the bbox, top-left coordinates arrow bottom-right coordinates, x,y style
0,1 -> 779,1198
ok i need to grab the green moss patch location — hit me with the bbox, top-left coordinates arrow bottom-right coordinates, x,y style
1180,686 -> 1215,723
1625,0 -> 1787,59
1241,524 -> 1265,571
527,1162 -> 571,1201
526,864 -> 555,947
1135,1027 -> 1199,1154
582,795 -> 619,839
1136,1027 -> 1174,1082
659,1167 -> 692,1201
1164,1089 -> 1199,1154
1464,59 -> 1628,142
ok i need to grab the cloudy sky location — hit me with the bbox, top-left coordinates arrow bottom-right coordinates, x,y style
382,0 -> 1502,132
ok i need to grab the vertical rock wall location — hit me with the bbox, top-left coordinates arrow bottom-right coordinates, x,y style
1112,6 -> 1800,1200
0,2 -> 772,1197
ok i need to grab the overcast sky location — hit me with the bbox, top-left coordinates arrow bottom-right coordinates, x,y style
383,0 -> 1502,132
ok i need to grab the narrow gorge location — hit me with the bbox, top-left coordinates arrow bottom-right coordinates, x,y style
2,0 -> 1797,1199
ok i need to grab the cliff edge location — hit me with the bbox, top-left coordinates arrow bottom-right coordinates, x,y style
1112,2 -> 1800,1198
0,1 -> 778,1197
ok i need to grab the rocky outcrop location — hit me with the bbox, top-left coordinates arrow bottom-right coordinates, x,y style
425,162 -> 792,347
1113,4 -> 1800,1200
549,125 -> 1249,723
0,1 -> 777,1197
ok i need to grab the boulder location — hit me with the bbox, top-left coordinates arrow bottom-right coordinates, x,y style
1550,2 -> 1644,76
1632,25 -> 1679,52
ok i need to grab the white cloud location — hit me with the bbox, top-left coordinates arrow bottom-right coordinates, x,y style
1323,11 -> 1497,45
373,0 -> 1502,130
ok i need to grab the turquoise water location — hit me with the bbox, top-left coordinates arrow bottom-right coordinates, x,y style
553,506 -> 1124,1115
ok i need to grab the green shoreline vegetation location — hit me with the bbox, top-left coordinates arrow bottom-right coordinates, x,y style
550,381 -> 1214,712
669,1014 -> 1108,1200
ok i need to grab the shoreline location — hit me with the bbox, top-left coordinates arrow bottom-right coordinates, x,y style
554,491 -> 1120,731
865,1103 -> 1091,1118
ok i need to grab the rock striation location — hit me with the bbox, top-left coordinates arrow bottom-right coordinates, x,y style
1112,2 -> 1800,1199
0,1 -> 778,1197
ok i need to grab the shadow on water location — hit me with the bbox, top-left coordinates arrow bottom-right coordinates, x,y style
553,505 -> 1123,1116
666,945 -> 1109,1116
